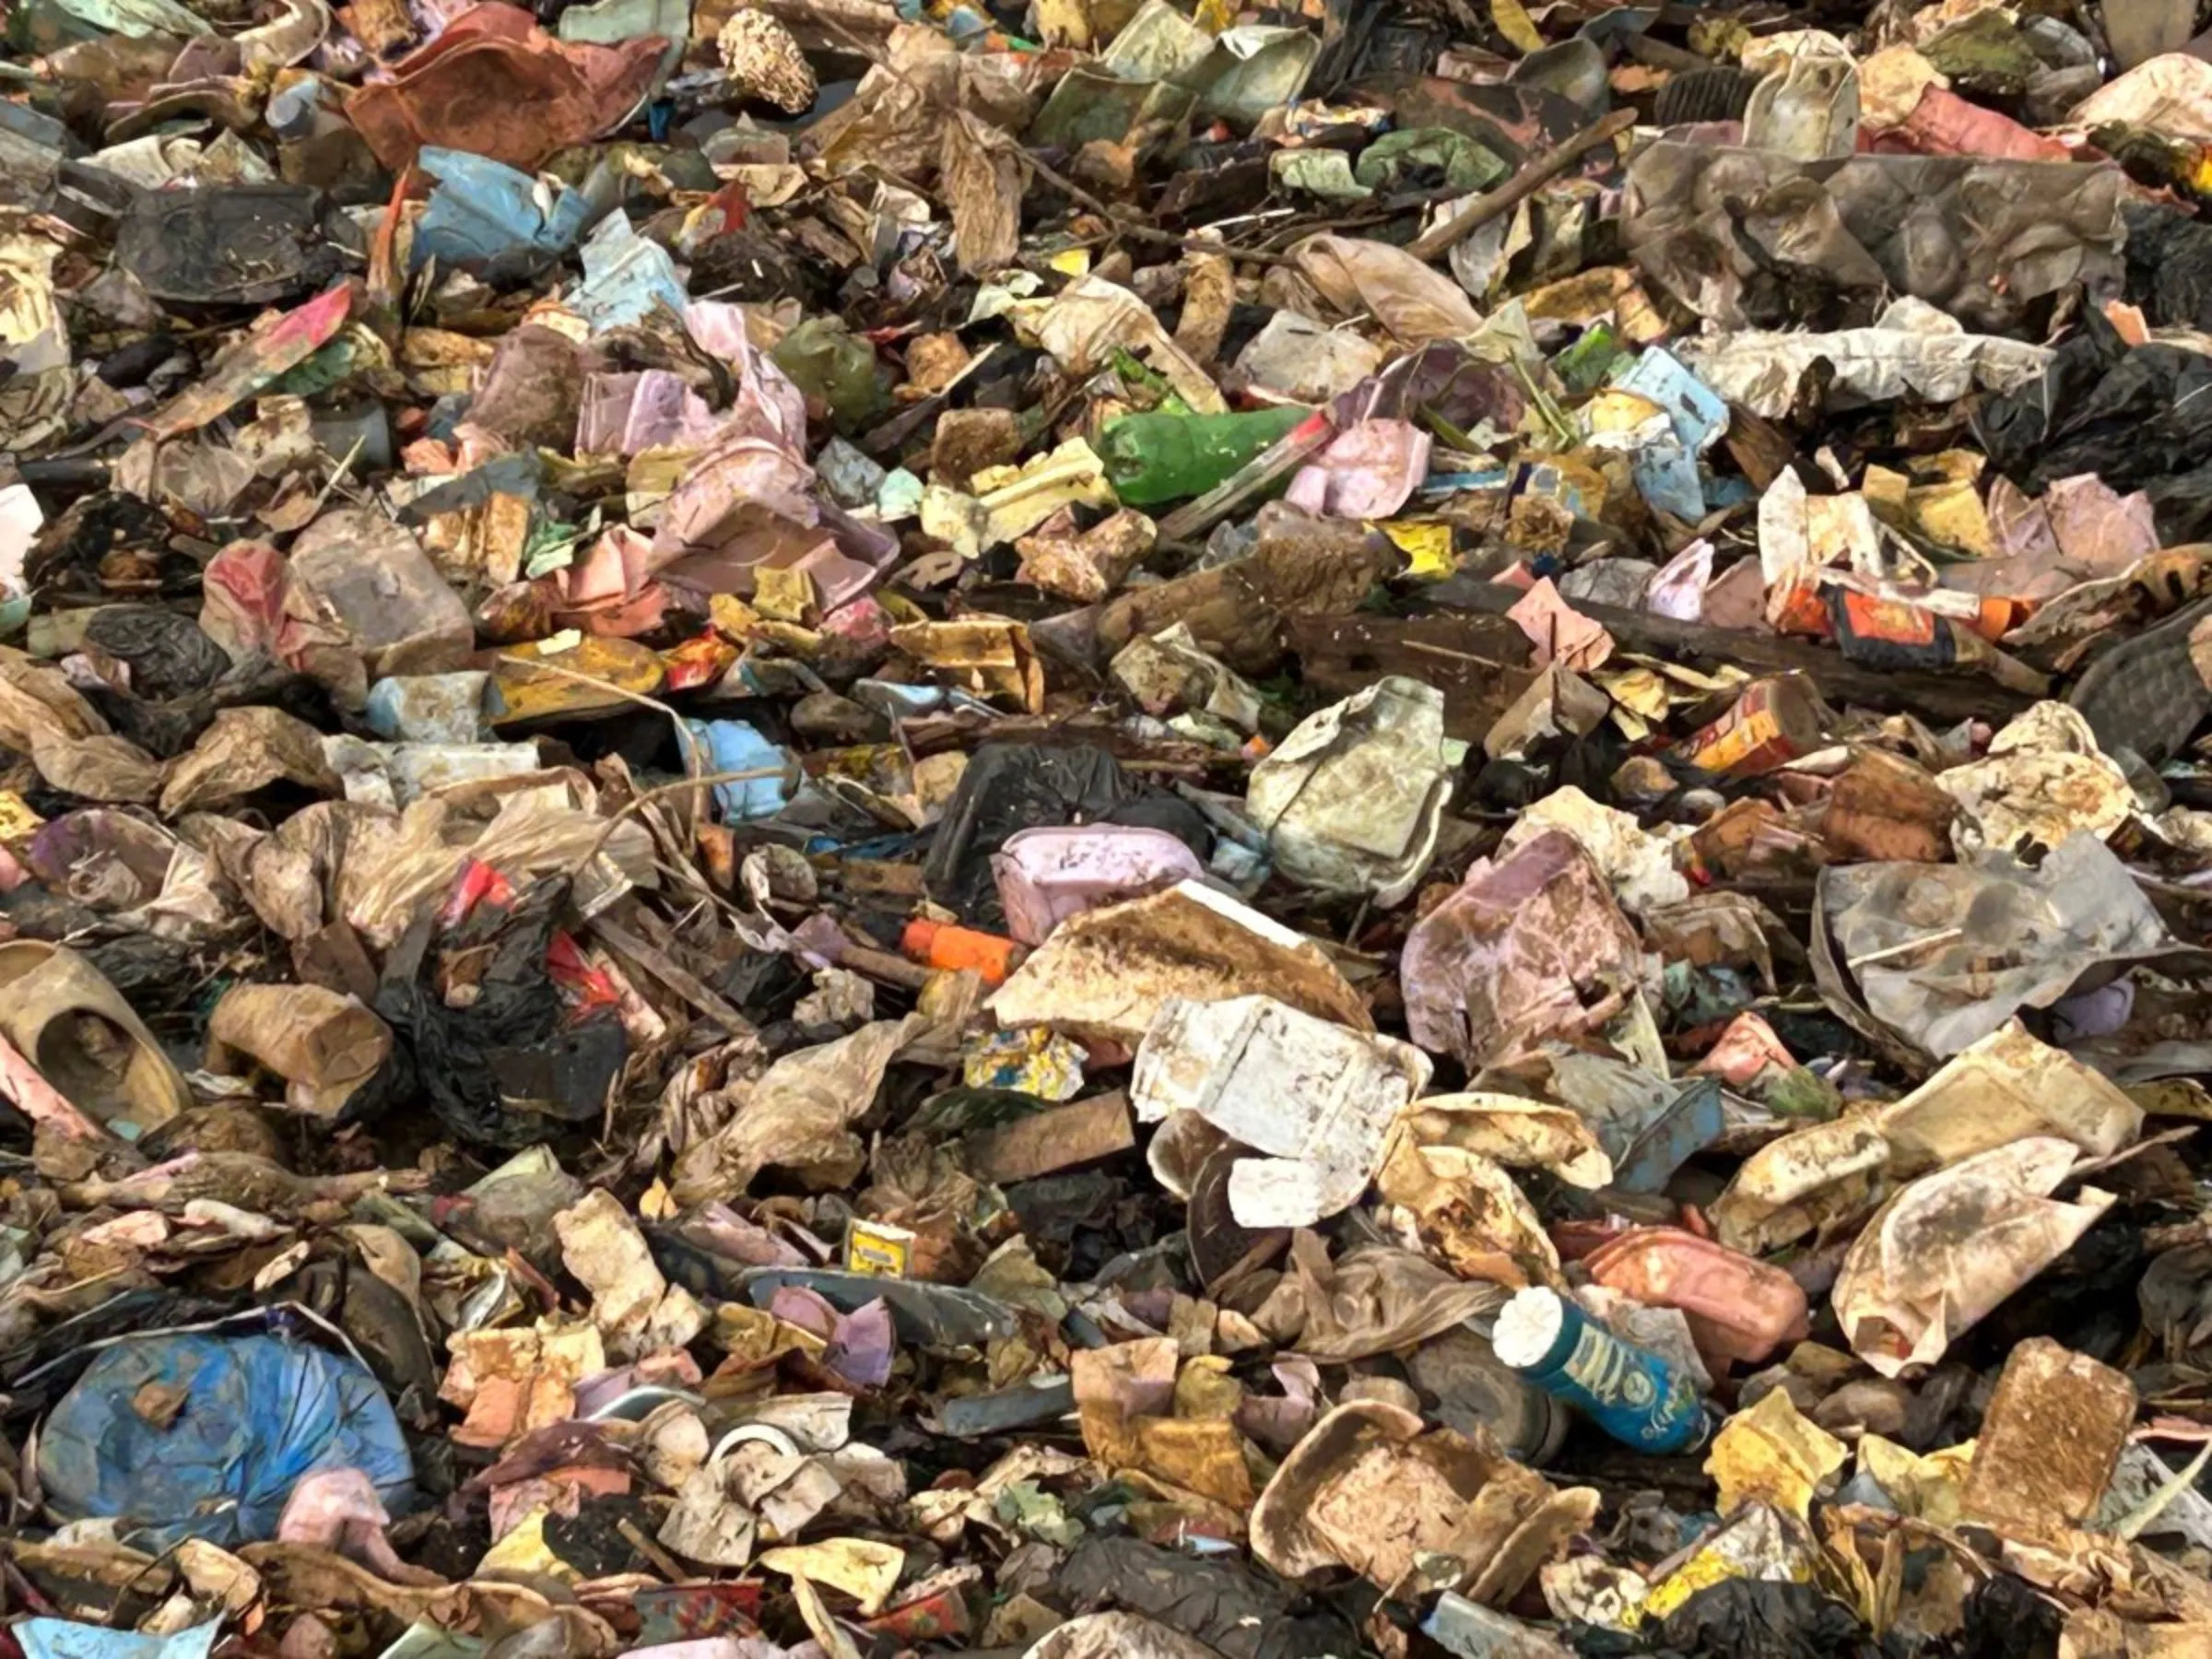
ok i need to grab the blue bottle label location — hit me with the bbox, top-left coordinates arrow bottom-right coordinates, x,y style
1554,1323 -> 1702,1449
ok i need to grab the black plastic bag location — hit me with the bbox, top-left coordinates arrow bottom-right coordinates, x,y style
1057,1535 -> 1357,1659
1657,1581 -> 1884,1659
1975,310 -> 2212,493
922,743 -> 1134,925
114,183 -> 347,306
83,606 -> 231,701
375,877 -> 625,1148
2122,202 -> 2212,335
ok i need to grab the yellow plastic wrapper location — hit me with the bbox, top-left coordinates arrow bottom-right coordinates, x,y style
1380,520 -> 1455,580
759,1538 -> 906,1615
1858,1434 -> 1976,1527
1705,1388 -> 1848,1521
963,1025 -> 1087,1100
1642,1504 -> 1818,1621
0,791 -> 45,847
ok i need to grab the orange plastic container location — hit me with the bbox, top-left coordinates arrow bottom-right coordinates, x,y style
900,919 -> 1028,986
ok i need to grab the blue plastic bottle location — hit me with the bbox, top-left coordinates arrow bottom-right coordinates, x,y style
1492,1285 -> 1711,1453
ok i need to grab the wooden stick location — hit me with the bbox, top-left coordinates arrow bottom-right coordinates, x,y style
1406,108 -> 1640,263
590,912 -> 759,1037
1021,145 -> 1294,268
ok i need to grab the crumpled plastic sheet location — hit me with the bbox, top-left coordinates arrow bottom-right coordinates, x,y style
1055,1535 -> 1355,1659
1814,830 -> 2202,1060
1684,298 -> 2052,419
374,875 -> 627,1147
335,785 -> 657,949
1936,700 -> 2134,856
988,878 -> 1373,1045
412,147 -> 592,275
342,1 -> 665,173
1245,676 -> 1451,905
1621,141 -> 2126,335
1028,1613 -> 1226,1659
2068,51 -> 2212,145
1271,233 -> 1485,347
1132,994 -> 1430,1228
1253,1231 -> 1508,1362
669,1015 -> 927,1206
1976,307 -> 2212,506
1284,418 -> 1432,520
1031,275 -> 1230,414
18,1623 -> 219,1659
1832,1136 -> 2115,1377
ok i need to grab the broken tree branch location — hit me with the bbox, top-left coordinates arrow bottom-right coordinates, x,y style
1406,108 -> 1640,263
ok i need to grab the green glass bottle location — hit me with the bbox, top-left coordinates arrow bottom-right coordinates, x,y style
1097,406 -> 1312,507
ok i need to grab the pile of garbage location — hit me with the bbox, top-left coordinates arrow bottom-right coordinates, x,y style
17,0 -> 2212,1653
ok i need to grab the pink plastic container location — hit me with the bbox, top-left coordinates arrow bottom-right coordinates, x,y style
990,826 -> 1208,947
1583,1225 -> 1811,1370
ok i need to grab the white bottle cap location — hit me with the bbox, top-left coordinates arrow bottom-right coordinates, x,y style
1492,1285 -> 1567,1369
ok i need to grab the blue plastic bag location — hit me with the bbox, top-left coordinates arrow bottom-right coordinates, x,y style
18,1622 -> 219,1659
414,147 -> 592,274
572,211 -> 688,335
687,719 -> 793,821
38,1332 -> 415,1550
